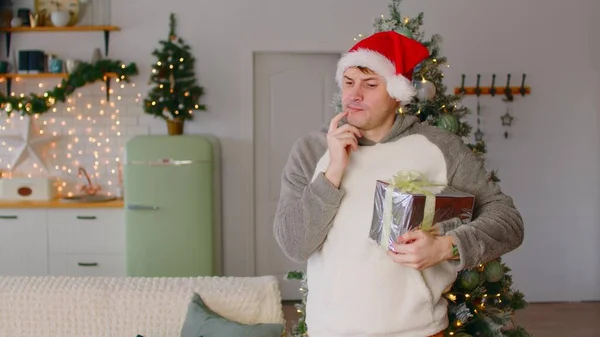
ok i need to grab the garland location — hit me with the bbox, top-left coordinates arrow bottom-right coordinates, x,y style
0,59 -> 139,115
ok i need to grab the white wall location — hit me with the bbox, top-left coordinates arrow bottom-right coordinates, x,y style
430,0 -> 600,303
2,0 -> 598,302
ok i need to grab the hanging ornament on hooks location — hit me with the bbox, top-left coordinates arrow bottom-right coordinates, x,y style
474,129 -> 484,141
501,109 -> 514,139
474,74 -> 484,142
501,74 -> 515,138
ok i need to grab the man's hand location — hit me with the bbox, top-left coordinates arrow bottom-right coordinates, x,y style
324,111 -> 362,188
387,230 -> 454,271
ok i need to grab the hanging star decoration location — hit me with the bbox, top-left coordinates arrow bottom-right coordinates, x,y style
0,116 -> 62,173
474,128 -> 484,142
501,111 -> 514,126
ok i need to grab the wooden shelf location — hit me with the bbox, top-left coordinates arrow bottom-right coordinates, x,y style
0,25 -> 120,33
1,25 -> 120,58
0,72 -> 119,101
0,198 -> 123,209
0,72 -> 119,79
0,25 -> 122,101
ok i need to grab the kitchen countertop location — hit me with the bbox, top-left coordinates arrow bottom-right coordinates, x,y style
0,198 -> 124,209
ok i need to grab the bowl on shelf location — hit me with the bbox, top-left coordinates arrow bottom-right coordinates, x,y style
50,10 -> 70,27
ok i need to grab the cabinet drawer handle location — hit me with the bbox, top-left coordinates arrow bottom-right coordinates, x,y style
0,215 -> 18,219
77,262 -> 98,267
76,216 -> 97,220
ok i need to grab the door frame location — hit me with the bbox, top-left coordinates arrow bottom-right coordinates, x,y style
240,48 -> 344,276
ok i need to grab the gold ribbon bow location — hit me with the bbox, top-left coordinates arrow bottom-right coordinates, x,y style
380,171 -> 445,250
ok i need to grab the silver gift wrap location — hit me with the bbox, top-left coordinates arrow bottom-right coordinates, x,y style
369,180 -> 475,250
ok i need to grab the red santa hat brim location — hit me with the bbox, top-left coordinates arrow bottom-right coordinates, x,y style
336,31 -> 430,104
336,48 -> 416,103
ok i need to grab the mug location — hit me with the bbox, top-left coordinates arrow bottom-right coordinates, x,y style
49,58 -> 63,73
65,59 -> 80,73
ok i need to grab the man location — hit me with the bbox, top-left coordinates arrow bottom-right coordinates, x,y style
273,31 -> 524,337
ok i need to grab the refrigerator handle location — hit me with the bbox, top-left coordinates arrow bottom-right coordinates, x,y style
127,204 -> 160,211
128,159 -> 205,166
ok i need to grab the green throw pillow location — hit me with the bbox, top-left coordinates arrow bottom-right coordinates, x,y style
180,292 -> 285,337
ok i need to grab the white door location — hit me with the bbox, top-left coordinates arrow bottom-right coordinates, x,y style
254,52 -> 340,300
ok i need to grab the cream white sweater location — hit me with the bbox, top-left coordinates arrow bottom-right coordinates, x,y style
274,114 -> 524,336
306,134 -> 456,336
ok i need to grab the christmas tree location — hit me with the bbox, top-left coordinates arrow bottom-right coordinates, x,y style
286,1 -> 530,336
143,13 -> 206,124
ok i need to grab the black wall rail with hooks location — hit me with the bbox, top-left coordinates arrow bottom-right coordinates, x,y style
454,73 -> 530,97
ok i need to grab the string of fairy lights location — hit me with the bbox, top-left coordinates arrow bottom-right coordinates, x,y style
0,76 -> 142,197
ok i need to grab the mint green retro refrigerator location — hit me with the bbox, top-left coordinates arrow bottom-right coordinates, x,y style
123,135 -> 221,277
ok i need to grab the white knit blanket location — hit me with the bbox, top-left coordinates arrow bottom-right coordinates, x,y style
0,275 -> 285,337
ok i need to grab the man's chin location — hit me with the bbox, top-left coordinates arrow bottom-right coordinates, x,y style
346,115 -> 366,129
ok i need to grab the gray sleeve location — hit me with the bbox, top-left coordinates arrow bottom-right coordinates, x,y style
444,144 -> 524,270
273,136 -> 344,263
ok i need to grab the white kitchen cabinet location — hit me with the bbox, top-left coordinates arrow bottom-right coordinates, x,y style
47,208 -> 125,277
47,209 -> 125,254
0,201 -> 126,277
0,209 -> 48,276
48,253 -> 125,277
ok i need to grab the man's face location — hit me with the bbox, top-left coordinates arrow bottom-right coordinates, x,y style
341,67 -> 399,130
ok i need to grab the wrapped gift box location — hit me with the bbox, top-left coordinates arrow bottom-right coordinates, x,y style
369,177 -> 475,250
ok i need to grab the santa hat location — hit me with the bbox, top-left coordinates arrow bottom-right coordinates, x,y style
336,31 -> 430,103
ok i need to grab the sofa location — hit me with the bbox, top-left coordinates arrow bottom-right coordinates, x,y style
0,275 -> 286,337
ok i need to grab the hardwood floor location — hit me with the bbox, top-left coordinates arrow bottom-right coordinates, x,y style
513,302 -> 599,337
283,301 -> 600,336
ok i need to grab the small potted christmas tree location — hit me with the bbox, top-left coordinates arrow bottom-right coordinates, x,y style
143,13 -> 206,135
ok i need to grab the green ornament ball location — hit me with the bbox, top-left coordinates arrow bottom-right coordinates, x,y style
436,113 -> 459,134
395,26 -> 413,39
459,270 -> 480,291
484,260 -> 505,283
